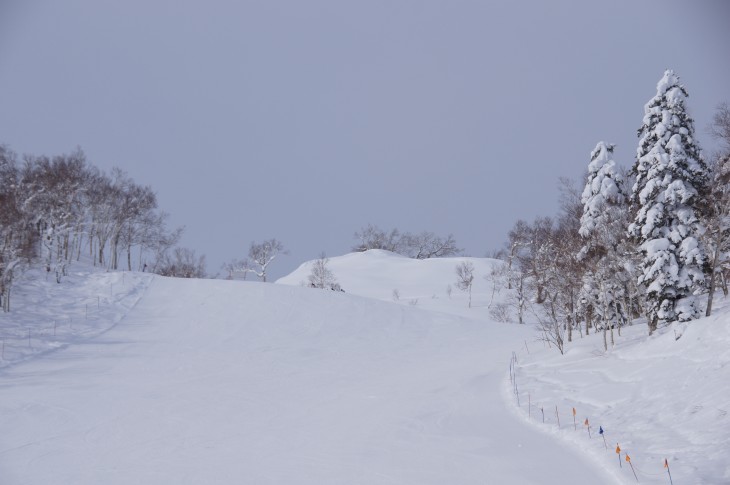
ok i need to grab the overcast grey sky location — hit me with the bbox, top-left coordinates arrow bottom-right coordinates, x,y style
1,1 -> 728,280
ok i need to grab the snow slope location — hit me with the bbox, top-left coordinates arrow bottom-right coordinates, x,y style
0,266 -> 152,370
4,249 -> 727,483
276,249 -> 502,320
280,250 -> 730,484
510,306 -> 730,485
0,264 -> 609,484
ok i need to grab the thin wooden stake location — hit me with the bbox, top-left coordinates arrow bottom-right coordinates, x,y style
555,406 -> 560,428
665,459 -> 673,485
572,407 -> 577,430
626,454 -> 638,482
541,406 -> 545,423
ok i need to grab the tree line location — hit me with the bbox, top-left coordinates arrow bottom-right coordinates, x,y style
493,70 -> 730,352
0,146 -> 183,311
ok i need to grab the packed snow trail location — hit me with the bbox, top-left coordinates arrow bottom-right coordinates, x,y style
0,276 -> 610,484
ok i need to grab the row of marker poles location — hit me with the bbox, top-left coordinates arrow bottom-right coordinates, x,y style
2,311 -> 82,359
512,352 -> 674,484
1,277 -> 123,362
551,403 -> 673,484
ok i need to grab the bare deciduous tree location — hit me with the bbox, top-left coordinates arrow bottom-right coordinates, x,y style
154,247 -> 207,278
352,224 -> 460,259
308,253 -> 340,290
402,231 -> 461,259
455,261 -> 475,308
247,239 -> 287,282
704,102 -> 730,315
352,224 -> 404,253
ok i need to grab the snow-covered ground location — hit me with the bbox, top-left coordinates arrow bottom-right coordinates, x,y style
0,265 -> 152,370
281,250 -> 730,484
509,302 -> 730,485
1,254 -> 608,484
1,250 -> 727,483
276,249 -> 502,320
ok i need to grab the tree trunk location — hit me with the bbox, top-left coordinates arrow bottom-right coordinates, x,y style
611,310 -> 618,348
706,246 -> 720,317
97,236 -> 105,266
110,232 -> 120,270
567,314 -> 572,343
648,313 -> 658,335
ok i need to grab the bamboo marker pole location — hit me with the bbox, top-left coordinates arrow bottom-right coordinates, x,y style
664,459 -> 673,485
625,454 -> 638,482
572,407 -> 577,430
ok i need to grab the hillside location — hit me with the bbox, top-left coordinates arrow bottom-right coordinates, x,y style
276,249 -> 502,319
0,262 -> 605,484
1,251 -> 728,483
281,250 -> 730,484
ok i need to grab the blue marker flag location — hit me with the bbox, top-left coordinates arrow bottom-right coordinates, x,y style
599,426 -> 604,435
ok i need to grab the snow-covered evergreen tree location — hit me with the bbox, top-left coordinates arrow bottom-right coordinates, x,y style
629,70 -> 709,333
578,142 -> 629,346
579,142 -> 626,257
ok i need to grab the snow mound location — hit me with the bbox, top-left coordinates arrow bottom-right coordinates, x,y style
276,249 -> 503,319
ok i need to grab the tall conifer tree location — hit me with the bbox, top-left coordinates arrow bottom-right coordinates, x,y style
629,70 -> 708,333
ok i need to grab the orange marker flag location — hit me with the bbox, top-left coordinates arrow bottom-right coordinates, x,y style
572,407 -> 577,430
584,418 -> 591,438
615,444 -> 621,454
665,458 -> 674,484
616,444 -> 622,468
584,418 -> 589,426
625,453 -> 638,482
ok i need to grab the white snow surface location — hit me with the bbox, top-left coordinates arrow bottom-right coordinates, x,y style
276,249 -> 502,320
2,256 -> 608,484
2,250 -> 728,483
